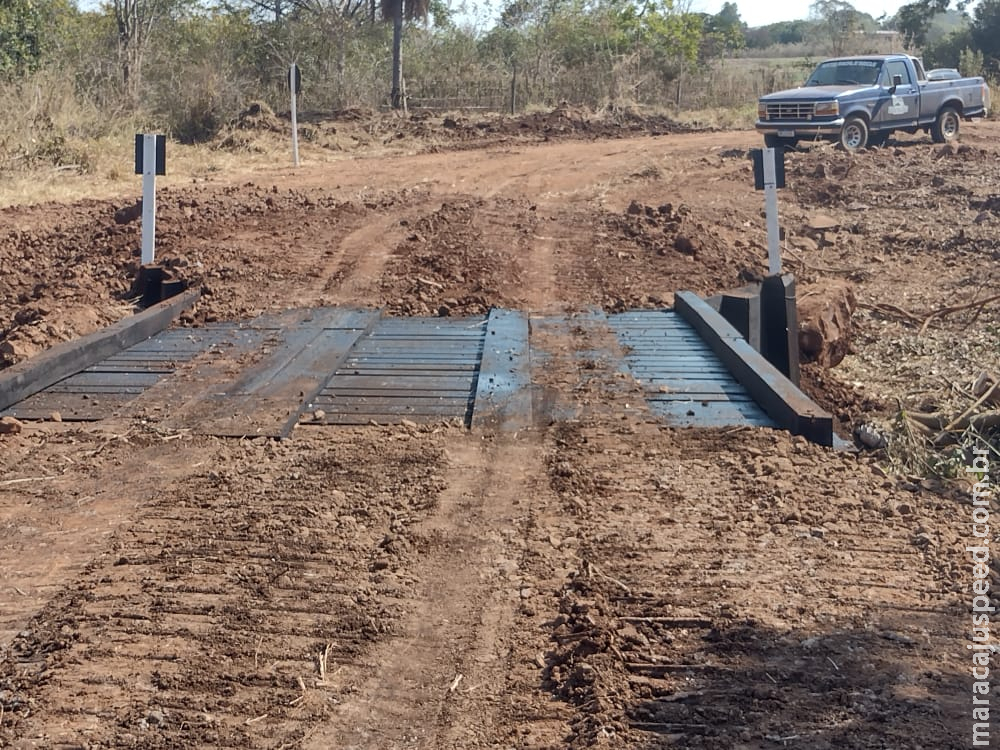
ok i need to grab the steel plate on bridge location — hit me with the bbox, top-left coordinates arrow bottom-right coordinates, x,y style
609,310 -> 776,428
4,306 -> 786,436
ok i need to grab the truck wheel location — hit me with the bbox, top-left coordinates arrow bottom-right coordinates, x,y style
839,117 -> 869,151
764,134 -> 797,149
931,107 -> 960,143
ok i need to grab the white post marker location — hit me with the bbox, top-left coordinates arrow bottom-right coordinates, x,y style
762,146 -> 782,275
141,134 -> 158,265
290,63 -> 300,168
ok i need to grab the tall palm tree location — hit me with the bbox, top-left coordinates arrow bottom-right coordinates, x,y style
381,0 -> 428,109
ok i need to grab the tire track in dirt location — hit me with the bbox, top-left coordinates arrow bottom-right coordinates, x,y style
302,435 -> 564,749
296,303 -> 647,748
537,424 -> 969,749
314,211 -> 411,307
376,196 -> 537,317
0,428 -> 450,748
0,429 -> 227,646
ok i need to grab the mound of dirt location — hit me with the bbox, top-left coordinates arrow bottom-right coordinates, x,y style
797,279 -> 856,368
0,201 -> 143,367
590,200 -> 762,310
380,198 -> 535,316
435,105 -> 689,144
232,101 -> 285,132
214,102 -> 290,152
0,185 -> 372,368
800,362 -> 885,428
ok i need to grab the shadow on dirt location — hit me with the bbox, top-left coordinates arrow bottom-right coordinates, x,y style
540,565 -> 967,750
627,616 -> 967,749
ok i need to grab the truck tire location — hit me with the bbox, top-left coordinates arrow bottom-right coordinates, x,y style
764,134 -> 797,150
839,116 -> 869,151
931,107 -> 960,143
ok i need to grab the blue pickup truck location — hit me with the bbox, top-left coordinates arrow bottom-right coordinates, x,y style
756,54 -> 991,151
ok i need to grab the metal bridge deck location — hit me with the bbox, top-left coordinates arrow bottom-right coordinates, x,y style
609,310 -> 775,428
310,314 -> 486,425
3,307 -> 782,436
1,327 -> 239,422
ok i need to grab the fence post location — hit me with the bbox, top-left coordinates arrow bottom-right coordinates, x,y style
510,64 -> 517,115
289,63 -> 301,168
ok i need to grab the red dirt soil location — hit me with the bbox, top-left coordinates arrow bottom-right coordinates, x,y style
1,112 -> 998,749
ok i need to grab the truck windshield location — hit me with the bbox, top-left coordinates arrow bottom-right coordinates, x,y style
805,60 -> 882,86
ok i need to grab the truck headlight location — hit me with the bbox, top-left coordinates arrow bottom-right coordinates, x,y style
758,102 -> 768,119
814,100 -> 839,116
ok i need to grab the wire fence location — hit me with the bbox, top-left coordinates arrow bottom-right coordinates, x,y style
403,61 -> 809,114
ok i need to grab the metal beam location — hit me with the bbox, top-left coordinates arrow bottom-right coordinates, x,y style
0,288 -> 199,413
471,308 -> 532,431
674,291 -> 833,446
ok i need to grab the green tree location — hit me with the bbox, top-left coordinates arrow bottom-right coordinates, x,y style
810,0 -> 862,55
113,0 -> 186,101
285,0 -> 378,103
894,0 -> 971,46
896,0 -> 999,74
923,26 -> 973,67
969,0 -> 1000,74
701,1 -> 745,57
958,45 -> 984,75
0,0 -> 71,75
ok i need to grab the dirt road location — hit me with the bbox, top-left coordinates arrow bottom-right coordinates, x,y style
2,116 -> 997,748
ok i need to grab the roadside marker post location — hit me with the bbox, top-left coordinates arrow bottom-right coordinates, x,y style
290,63 -> 302,167
134,133 -> 166,265
750,146 -> 799,385
751,146 -> 785,274
134,134 -> 175,307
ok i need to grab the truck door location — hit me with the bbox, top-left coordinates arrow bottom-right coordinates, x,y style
875,59 -> 919,129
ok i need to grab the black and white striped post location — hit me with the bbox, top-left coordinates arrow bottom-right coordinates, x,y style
751,146 -> 785,275
134,133 -> 166,265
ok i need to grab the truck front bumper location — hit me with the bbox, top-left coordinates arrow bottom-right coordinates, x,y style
755,119 -> 845,138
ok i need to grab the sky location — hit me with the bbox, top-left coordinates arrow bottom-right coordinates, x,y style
690,0 -> 913,27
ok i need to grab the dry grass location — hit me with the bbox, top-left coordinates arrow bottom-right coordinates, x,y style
0,72 -> 350,206
0,125 -> 408,208
671,104 -> 758,130
1,136 -> 132,206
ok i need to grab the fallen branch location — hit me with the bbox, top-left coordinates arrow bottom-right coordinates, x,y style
783,246 -> 866,275
919,292 -> 1000,335
859,292 -> 1000,332
0,475 -> 58,487
627,662 -> 733,674
618,616 -> 712,628
584,561 -> 631,595
857,302 -> 922,325
629,721 -> 709,731
939,383 -> 1000,434
904,412 -> 941,434
860,294 -> 1000,332
315,643 -> 333,685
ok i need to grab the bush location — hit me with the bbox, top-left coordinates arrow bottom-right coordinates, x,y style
959,46 -> 985,77
0,68 -> 121,171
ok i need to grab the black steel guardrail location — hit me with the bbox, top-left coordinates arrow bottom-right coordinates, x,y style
674,291 -> 833,446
